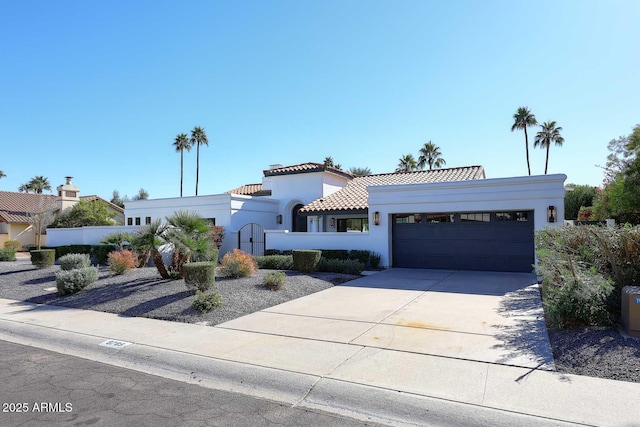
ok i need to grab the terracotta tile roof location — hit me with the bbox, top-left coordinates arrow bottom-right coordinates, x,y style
0,191 -> 59,223
80,195 -> 125,213
263,162 -> 353,179
299,166 -> 486,213
225,184 -> 272,196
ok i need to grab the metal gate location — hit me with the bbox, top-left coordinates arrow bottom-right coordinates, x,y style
238,223 -> 265,256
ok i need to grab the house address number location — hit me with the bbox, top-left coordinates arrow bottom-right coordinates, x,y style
99,339 -> 132,349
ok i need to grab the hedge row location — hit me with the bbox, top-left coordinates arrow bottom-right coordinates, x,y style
41,244 -> 116,265
263,249 -> 381,269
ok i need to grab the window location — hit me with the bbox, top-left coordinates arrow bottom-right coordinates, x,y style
135,217 -> 141,225
337,218 -> 369,232
145,217 -> 151,225
426,213 -> 455,223
460,212 -> 490,222
206,218 -> 216,226
127,218 -> 133,226
496,211 -> 529,222
395,214 -> 422,224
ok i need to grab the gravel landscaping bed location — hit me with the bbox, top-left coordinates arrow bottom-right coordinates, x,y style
2,259 -> 640,383
548,326 -> 640,383
0,259 -> 357,326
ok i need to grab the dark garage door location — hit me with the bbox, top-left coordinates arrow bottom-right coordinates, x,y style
392,211 -> 535,272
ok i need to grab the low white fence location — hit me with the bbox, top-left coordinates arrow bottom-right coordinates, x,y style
46,226 -> 141,246
265,230 -> 373,251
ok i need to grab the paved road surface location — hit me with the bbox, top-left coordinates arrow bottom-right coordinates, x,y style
0,339 -> 382,427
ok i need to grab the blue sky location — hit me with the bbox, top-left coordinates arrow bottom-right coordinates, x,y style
1,1 -> 639,200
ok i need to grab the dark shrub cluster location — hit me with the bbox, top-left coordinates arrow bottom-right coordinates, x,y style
253,255 -> 294,270
30,249 -> 55,269
0,249 -> 16,261
292,250 -> 322,272
316,258 -> 365,275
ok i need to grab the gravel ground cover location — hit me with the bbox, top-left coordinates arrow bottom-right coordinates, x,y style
0,259 -> 356,326
2,258 -> 640,383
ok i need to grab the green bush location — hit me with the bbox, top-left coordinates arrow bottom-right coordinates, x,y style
42,245 -> 92,260
264,249 -> 293,256
317,258 -> 365,275
369,252 -> 381,269
264,271 -> 286,290
55,267 -> 99,296
348,250 -> 371,266
535,225 -> 640,327
221,249 -> 257,278
30,249 -> 55,269
59,253 -> 91,271
4,240 -> 21,251
292,250 -> 321,272
92,244 -> 116,265
192,290 -> 222,313
318,249 -> 350,260
253,255 -> 294,270
183,262 -> 216,292
0,249 -> 16,261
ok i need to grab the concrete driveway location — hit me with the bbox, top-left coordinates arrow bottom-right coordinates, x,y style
218,269 -> 554,370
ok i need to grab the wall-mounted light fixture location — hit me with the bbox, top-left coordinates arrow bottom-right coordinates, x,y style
547,206 -> 556,223
277,214 -> 282,224
330,218 -> 335,228
373,211 -> 380,226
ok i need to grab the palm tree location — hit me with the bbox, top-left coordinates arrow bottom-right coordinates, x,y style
21,176 -> 51,194
190,126 -> 208,196
173,133 -> 192,197
348,166 -> 372,176
0,170 -> 5,179
417,141 -> 446,170
165,210 -> 216,277
396,154 -> 418,172
511,107 -> 538,175
131,220 -> 170,279
534,121 -> 565,174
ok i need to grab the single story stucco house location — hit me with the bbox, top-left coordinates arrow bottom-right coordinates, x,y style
47,162 -> 565,272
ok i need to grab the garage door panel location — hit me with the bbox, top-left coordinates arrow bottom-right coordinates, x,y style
392,211 -> 534,273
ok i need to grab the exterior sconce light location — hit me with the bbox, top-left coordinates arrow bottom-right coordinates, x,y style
373,211 -> 380,226
547,206 -> 556,223
277,214 -> 282,224
330,218 -> 335,228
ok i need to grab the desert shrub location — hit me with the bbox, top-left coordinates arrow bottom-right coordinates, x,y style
264,271 -> 286,290
221,249 -> 257,278
0,249 -> 16,261
30,249 -> 55,269
4,240 -> 21,251
108,250 -> 137,275
92,244 -> 117,265
348,250 -> 371,266
192,290 -> 222,313
59,253 -> 91,271
292,250 -> 321,272
183,261 -> 216,291
317,258 -> 365,275
55,267 -> 99,296
535,225 -> 640,327
319,249 -> 349,260
369,252 -> 381,269
253,255 -> 294,270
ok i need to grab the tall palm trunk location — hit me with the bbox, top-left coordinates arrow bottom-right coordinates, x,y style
196,145 -> 200,196
180,149 -> 184,197
545,145 -> 550,175
524,128 -> 531,176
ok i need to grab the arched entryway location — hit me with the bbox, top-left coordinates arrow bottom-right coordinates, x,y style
292,204 -> 307,232
238,223 -> 265,256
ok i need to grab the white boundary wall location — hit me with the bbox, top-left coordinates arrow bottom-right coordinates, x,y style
47,226 -> 141,246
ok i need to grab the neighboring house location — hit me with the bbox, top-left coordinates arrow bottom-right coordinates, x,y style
0,177 -> 124,248
93,161 -> 565,272
79,195 -> 125,225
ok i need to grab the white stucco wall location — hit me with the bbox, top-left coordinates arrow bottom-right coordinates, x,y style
47,225 -> 141,246
125,195 -> 233,227
265,230 -> 372,252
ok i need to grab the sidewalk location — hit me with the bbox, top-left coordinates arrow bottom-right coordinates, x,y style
1,297 -> 639,426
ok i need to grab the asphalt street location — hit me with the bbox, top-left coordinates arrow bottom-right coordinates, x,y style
0,339 -> 382,427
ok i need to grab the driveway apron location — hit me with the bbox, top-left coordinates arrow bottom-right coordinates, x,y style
219,269 -> 554,370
